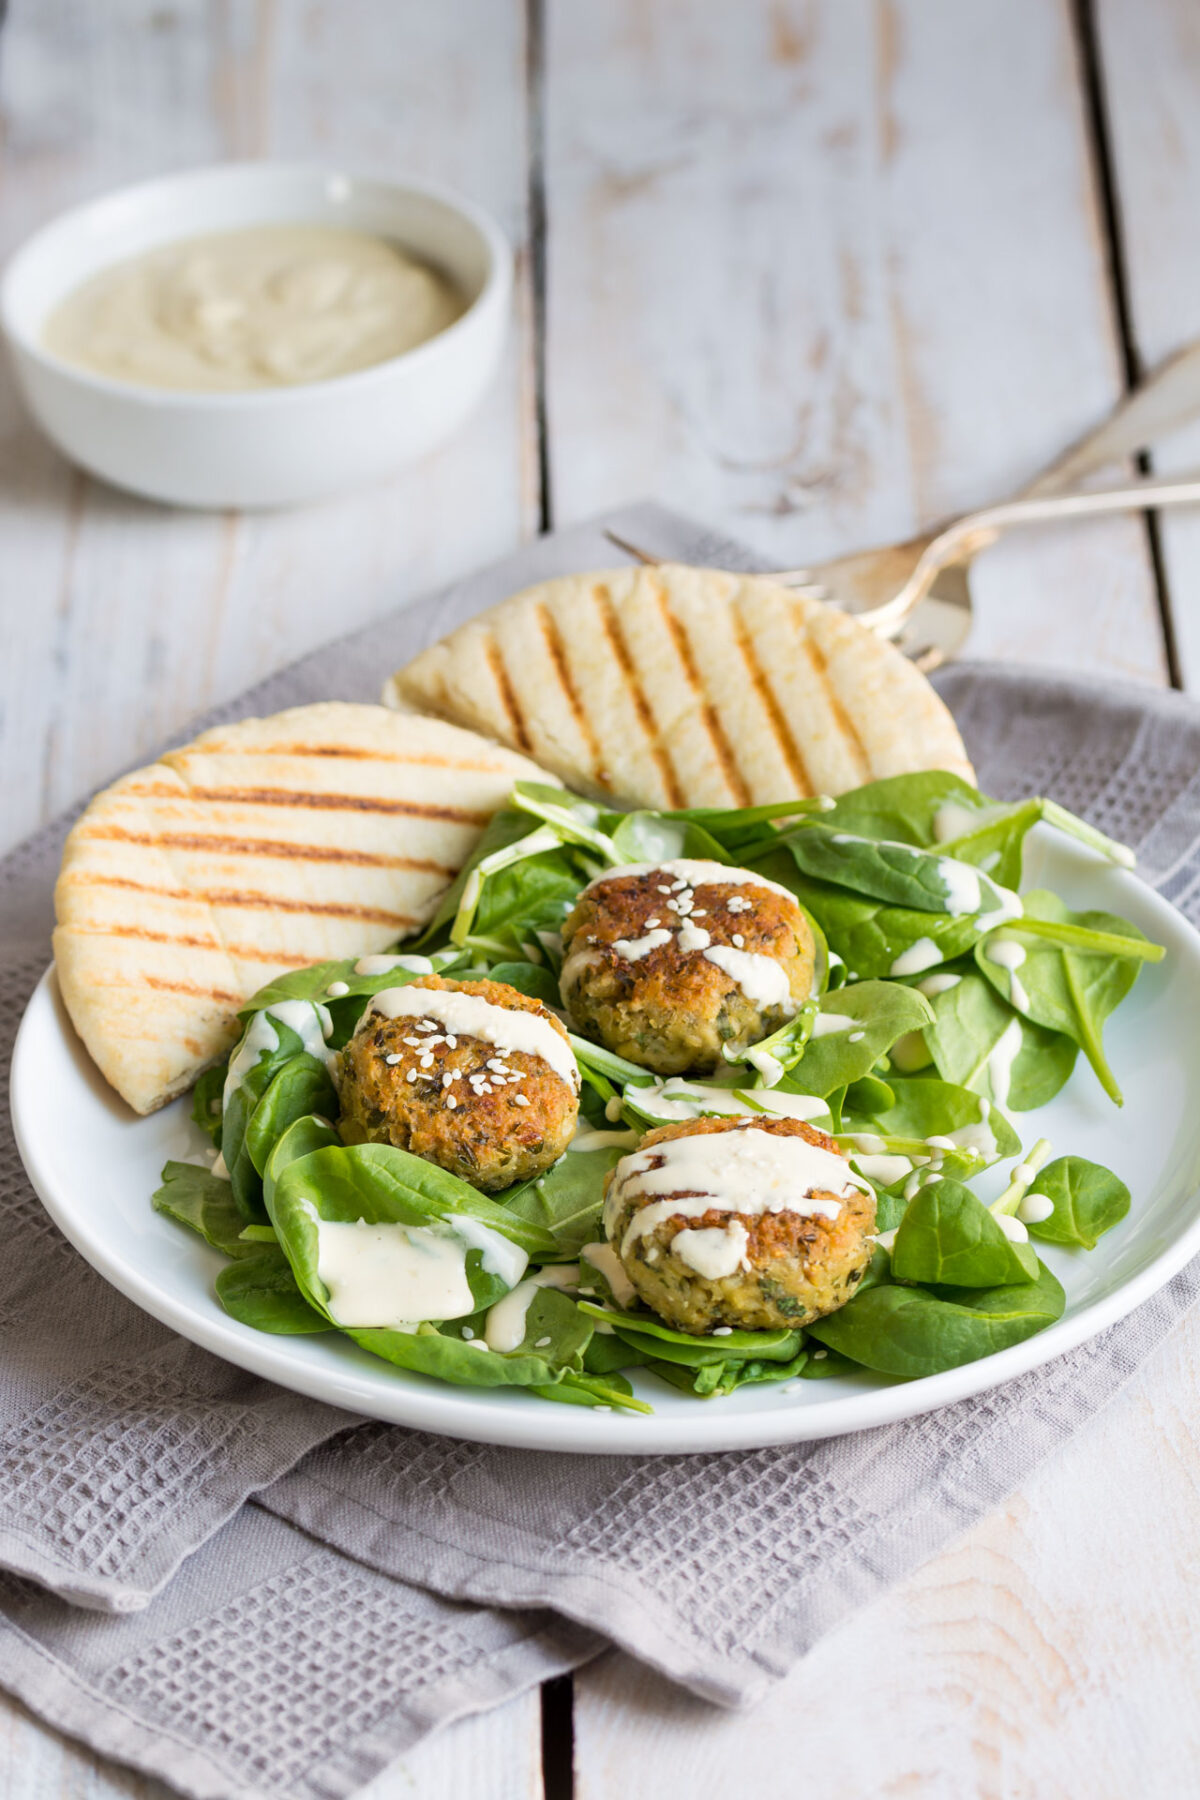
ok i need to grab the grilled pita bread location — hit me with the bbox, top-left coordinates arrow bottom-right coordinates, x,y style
385,564 -> 973,808
53,703 -> 551,1115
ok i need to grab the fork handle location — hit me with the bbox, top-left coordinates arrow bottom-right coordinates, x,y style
1024,338 -> 1200,497
864,470 -> 1200,635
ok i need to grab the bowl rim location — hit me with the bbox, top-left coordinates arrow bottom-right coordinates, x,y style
0,160 -> 512,409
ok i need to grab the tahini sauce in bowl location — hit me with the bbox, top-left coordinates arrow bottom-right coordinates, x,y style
41,224 -> 465,391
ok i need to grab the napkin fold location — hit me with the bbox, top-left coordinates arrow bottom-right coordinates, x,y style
3,505 -> 1200,1798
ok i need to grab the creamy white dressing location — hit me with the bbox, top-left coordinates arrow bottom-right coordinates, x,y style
937,858 -> 983,917
568,1127 -> 642,1153
316,1219 -> 473,1329
985,937 -> 1030,1011
444,1216 -> 529,1290
933,801 -> 981,843
363,985 -> 579,1089
44,225 -> 465,391
580,1242 -> 638,1308
624,1077 -> 828,1126
975,887 -> 1024,933
889,937 -> 944,978
672,1222 -> 751,1280
611,927 -> 673,962
224,999 -> 335,1111
745,1045 -> 785,1087
810,1012 -> 855,1037
581,859 -> 797,903
1018,1190 -> 1055,1226
483,1264 -> 581,1353
605,1124 -> 865,1262
353,952 -> 435,977
995,1212 -> 1029,1244
917,972 -> 962,998
676,920 -> 712,953
702,945 -> 796,1011
986,1016 -> 1024,1108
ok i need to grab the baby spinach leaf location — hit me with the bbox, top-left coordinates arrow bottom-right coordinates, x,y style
782,823 -> 1015,919
191,1064 -> 227,1145
152,1161 -> 258,1259
890,1178 -> 1039,1286
935,799 -> 1042,890
785,872 -> 988,979
531,1371 -> 652,1412
584,1331 -> 653,1376
922,971 -> 1078,1111
977,891 -> 1150,1103
807,1259 -> 1065,1377
608,809 -> 731,866
244,1054 -> 338,1180
819,771 -> 988,847
417,806 -> 536,942
467,844 -> 585,959
649,1347 -> 810,1397
263,1114 -> 341,1210
577,1302 -> 804,1365
486,960 -> 564,1008
1019,1155 -> 1130,1249
235,952 -> 458,1027
858,1077 -> 1022,1167
270,1142 -> 559,1262
503,1145 -> 625,1254
784,982 -> 932,1098
799,1346 -> 862,1379
215,1251 -> 333,1334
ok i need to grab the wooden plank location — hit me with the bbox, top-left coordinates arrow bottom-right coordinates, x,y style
0,0 -> 539,857
575,1301 -> 1200,1800
1093,0 -> 1200,691
0,1681 -> 544,1800
539,0 -> 1165,685
548,0 -> 1174,1784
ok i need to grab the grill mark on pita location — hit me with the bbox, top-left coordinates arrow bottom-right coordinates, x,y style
131,974 -> 243,1004
801,636 -> 872,778
78,825 -> 456,876
118,783 -> 489,824
64,872 -> 419,927
485,636 -> 533,755
67,921 -> 317,966
535,603 -> 609,790
592,583 -> 684,807
729,605 -> 813,796
654,586 -> 751,806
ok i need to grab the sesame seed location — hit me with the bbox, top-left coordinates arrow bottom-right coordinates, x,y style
385,1052 -> 403,1065
594,1404 -> 612,1413
403,1037 -> 422,1047
535,1336 -> 552,1348
442,1073 -> 453,1088
732,933 -> 745,948
692,910 -> 706,918
486,1059 -> 505,1072
326,980 -> 350,997
406,1069 -> 418,1082
513,1094 -> 529,1107
420,1054 -> 435,1069
446,1096 -> 458,1109
657,885 -> 672,893
461,1325 -> 474,1339
446,1036 -> 458,1048
644,917 -> 661,928
813,1349 -> 828,1360
466,1338 -> 490,1352
712,1326 -> 733,1336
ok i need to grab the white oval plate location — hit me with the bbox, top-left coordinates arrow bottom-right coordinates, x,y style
12,834 -> 1200,1454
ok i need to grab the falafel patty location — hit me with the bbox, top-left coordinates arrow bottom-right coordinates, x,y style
602,1114 -> 875,1333
338,975 -> 579,1192
561,858 -> 815,1076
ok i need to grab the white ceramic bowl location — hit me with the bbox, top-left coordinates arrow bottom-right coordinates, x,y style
0,163 -> 512,508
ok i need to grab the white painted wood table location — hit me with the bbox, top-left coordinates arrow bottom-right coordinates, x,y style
3,3 -> 1200,1794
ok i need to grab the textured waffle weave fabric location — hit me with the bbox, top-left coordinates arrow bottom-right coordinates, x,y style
4,504 -> 1200,1799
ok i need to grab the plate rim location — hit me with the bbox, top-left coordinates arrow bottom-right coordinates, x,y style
14,849 -> 1200,1455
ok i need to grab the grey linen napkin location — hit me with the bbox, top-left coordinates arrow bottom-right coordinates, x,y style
4,503 -> 1200,1796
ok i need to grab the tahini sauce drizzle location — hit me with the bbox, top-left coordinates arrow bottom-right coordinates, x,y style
362,986 -> 580,1090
